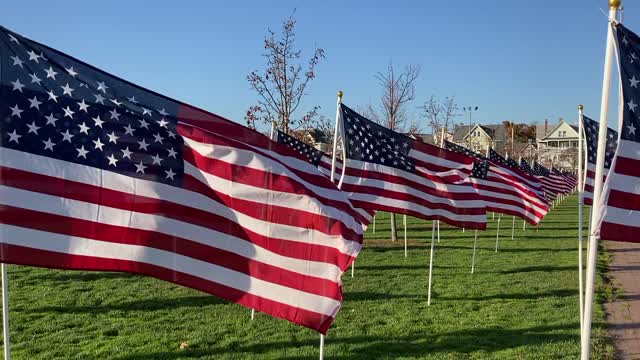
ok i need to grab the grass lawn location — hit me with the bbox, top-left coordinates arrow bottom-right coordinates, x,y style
3,194 -> 615,359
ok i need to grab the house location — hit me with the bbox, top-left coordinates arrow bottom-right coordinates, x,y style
536,119 -> 580,170
451,124 -> 506,154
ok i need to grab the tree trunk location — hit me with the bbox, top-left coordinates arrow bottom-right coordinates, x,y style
390,213 -> 398,242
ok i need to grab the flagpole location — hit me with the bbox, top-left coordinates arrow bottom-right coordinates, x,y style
372,215 -> 376,233
427,220 -> 436,306
319,332 -> 324,360
577,104 -> 585,339
495,214 -> 501,252
403,215 -> 408,258
471,229 -> 478,274
511,216 -> 515,240
330,91 -> 343,182
1,264 -> 9,360
437,220 -> 440,243
582,3 -> 619,358
523,219 -> 526,230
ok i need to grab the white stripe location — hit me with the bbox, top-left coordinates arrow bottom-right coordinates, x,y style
0,185 -> 344,280
599,206 -> 640,228
0,224 -> 341,316
616,139 -> 640,158
183,138 -> 363,234
0,147 -> 361,255
409,148 -> 473,173
604,171 -> 640,196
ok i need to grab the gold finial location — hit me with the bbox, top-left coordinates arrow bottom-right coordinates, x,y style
337,90 -> 343,101
578,104 -> 583,110
609,0 -> 621,10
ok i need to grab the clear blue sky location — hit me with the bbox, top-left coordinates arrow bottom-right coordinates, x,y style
3,0 -> 633,132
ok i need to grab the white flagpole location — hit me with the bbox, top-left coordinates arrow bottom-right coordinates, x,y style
582,3 -> 619,358
330,91 -> 343,182
427,220 -> 436,306
511,216 -> 515,240
403,215 -> 408,258
372,215 -> 376,233
1,264 -> 9,360
523,219 -> 526,230
437,220 -> 440,243
495,214 -> 501,252
577,104 -> 585,339
319,333 -> 324,360
471,229 -> 478,274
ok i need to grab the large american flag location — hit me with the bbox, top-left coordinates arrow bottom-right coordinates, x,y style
337,105 -> 487,229
0,26 -> 364,333
273,129 -> 374,225
581,115 -> 618,206
596,23 -> 640,242
445,142 -> 548,225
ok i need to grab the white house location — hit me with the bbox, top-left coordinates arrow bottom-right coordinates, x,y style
537,120 -> 579,170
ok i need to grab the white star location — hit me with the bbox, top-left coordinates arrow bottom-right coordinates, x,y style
28,96 -> 42,110
78,122 -> 90,134
8,34 -> 19,44
94,93 -> 106,104
45,113 -> 58,126
123,124 -> 135,136
165,168 -> 176,180
137,139 -> 149,151
630,76 -> 640,88
76,145 -> 89,159
92,115 -> 105,128
151,154 -> 163,165
26,50 -> 41,63
47,90 -> 59,102
60,83 -> 74,96
106,154 -> 118,167
42,138 -> 55,151
61,130 -> 74,142
66,66 -> 78,77
167,147 -> 177,158
10,56 -> 24,68
26,122 -> 41,135
157,118 -> 169,128
110,98 -> 122,107
629,99 -> 638,112
7,130 -> 21,143
153,133 -> 164,143
63,106 -> 75,119
628,123 -> 637,136
135,161 -> 147,174
44,66 -> 58,79
127,96 -> 140,104
167,130 -> 176,139
9,104 -> 23,118
77,99 -> 90,112
93,138 -> 105,151
141,107 -> 152,116
158,108 -> 169,116
29,73 -> 42,85
109,108 -> 121,121
138,119 -> 150,129
11,78 -> 25,92
107,132 -> 119,143
96,81 -> 108,93
121,147 -> 133,159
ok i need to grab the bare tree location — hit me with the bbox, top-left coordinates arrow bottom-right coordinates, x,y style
421,95 -> 458,145
375,63 -> 420,241
245,15 -> 325,133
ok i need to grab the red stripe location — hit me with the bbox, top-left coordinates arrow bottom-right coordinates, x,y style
0,167 -> 355,269
0,243 -> 334,334
600,222 -> 640,243
614,156 -> 640,178
607,189 -> 640,211
0,205 -> 342,300
412,141 -> 474,168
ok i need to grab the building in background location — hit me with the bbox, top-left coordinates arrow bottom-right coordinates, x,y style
536,119 -> 579,171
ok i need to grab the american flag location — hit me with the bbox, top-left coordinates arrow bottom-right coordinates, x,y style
338,105 -> 487,229
581,115 -> 618,206
445,143 -> 548,225
596,23 -> 640,242
0,26 -> 364,333
532,162 -> 563,201
551,167 -> 576,194
273,129 -> 374,225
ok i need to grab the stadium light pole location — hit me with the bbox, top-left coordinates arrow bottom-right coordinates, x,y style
463,106 -> 479,148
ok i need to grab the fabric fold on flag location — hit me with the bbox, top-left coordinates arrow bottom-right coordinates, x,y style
0,26 -> 363,334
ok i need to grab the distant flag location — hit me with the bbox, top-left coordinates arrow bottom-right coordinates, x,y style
273,129 -> 375,225
551,167 -> 575,194
0,26 -> 364,333
532,162 -> 563,201
596,23 -> 640,242
337,104 -> 487,229
445,143 -> 548,225
581,115 -> 618,206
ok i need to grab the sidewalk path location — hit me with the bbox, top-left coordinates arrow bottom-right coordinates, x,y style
603,240 -> 640,359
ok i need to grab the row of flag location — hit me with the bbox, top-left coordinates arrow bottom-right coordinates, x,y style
0,25 -> 577,335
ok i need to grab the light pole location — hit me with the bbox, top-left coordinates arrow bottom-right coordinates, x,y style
463,106 -> 479,148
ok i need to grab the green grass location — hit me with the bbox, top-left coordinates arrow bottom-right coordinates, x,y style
3,195 -> 615,359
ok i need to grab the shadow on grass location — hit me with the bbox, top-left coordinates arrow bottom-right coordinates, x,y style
24,271 -> 135,283
436,288 -> 576,301
32,295 -> 227,314
497,265 -> 577,274
113,323 -> 580,360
